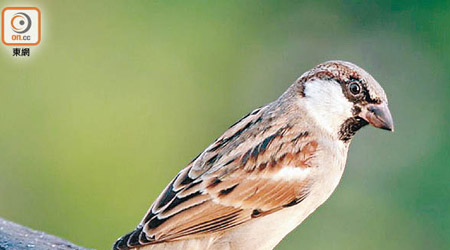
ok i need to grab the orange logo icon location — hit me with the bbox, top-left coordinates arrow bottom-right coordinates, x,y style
2,7 -> 41,46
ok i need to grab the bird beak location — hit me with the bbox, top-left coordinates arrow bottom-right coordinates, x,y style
359,103 -> 394,132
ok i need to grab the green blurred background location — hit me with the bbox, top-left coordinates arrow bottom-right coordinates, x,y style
0,0 -> 448,249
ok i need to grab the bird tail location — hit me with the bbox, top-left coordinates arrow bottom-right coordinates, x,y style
113,225 -> 153,250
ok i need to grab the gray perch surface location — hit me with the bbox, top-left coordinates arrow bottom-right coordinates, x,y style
0,217 -> 92,250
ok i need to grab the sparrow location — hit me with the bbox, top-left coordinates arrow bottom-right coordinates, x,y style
113,60 -> 394,250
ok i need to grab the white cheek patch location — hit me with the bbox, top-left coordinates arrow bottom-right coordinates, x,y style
302,79 -> 353,134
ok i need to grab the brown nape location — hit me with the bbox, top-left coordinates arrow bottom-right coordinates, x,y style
338,117 -> 368,142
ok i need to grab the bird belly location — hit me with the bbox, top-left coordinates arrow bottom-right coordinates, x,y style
213,142 -> 348,250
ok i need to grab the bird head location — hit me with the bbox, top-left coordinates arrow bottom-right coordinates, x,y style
294,60 -> 394,141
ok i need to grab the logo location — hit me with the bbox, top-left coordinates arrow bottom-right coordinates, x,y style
2,7 -> 40,46
11,12 -> 32,33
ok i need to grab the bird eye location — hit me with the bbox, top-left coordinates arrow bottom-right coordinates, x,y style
349,82 -> 361,95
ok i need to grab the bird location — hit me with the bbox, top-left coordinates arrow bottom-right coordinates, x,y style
113,60 -> 394,250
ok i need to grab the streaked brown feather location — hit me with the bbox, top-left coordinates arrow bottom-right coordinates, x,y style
116,104 -> 317,249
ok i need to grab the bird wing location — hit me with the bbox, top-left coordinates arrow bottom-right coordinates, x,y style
114,106 -> 318,249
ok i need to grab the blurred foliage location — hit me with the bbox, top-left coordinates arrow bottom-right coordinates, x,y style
0,0 -> 448,249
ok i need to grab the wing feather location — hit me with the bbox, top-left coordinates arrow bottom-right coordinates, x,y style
114,106 -> 317,250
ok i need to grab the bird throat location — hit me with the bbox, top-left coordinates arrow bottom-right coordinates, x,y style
338,117 -> 368,142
